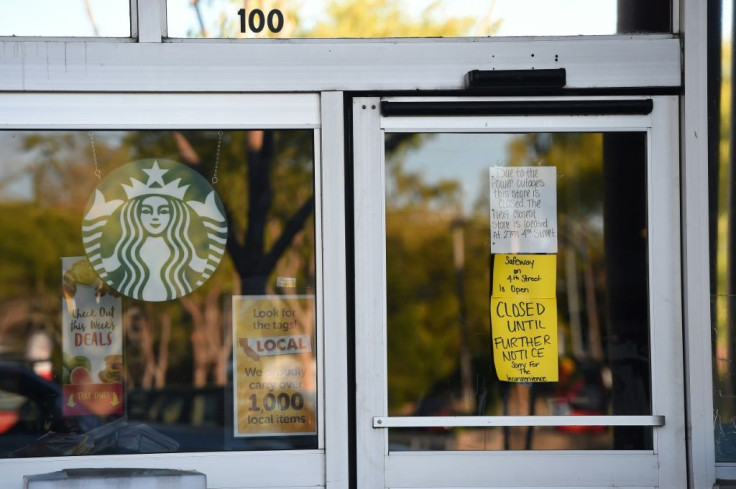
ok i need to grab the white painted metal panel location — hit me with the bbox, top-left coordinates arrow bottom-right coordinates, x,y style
717,464 -> 736,480
354,97 -> 388,489
373,415 -> 665,427
648,96 -> 687,487
385,452 -> 659,488
315,127 -> 326,451
681,0 -> 717,486
389,487 -> 654,489
0,37 -> 680,92
0,93 -> 320,129
320,91 -> 351,489
8,451 -> 324,489
382,115 -> 651,132
137,0 -> 165,43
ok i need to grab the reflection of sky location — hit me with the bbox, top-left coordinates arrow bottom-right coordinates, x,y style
0,133 -> 33,200
0,0 -> 648,39
167,0 -> 618,38
400,133 -> 513,215
725,0 -> 733,41
398,133 -> 606,234
0,131 -> 126,201
0,0 -> 129,36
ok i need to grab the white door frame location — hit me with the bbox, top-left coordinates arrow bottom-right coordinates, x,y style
0,92 -> 349,489
353,95 -> 685,489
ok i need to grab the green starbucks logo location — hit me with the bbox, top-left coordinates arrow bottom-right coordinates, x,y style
82,159 -> 228,302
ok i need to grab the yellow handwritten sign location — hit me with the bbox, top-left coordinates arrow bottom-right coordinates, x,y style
493,254 -> 556,298
233,295 -> 317,437
491,254 -> 558,382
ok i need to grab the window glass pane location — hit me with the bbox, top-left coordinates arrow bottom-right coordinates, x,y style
712,0 -> 736,463
0,0 -> 130,37
167,0 -> 670,39
384,132 -> 651,451
0,129 -> 317,457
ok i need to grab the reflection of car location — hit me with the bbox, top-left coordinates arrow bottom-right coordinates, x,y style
127,387 -> 309,452
552,358 -> 609,433
127,387 -> 225,451
0,362 -> 99,457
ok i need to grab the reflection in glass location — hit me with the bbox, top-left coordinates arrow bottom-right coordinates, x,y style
167,0 -> 669,39
384,132 -> 651,451
711,0 -> 736,462
0,130 -> 317,457
0,0 -> 130,37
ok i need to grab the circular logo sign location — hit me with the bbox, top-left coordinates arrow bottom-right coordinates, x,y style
82,159 -> 228,302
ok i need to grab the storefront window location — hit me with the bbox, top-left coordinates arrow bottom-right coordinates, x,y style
711,0 -> 736,463
0,0 -> 130,37
167,0 -> 670,39
384,132 -> 651,450
0,129 -> 317,457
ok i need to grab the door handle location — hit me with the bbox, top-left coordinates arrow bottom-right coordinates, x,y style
372,415 -> 665,428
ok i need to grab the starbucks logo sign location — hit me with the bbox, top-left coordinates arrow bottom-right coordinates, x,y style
82,159 -> 228,302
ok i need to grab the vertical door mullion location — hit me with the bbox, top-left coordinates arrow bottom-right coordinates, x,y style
354,98 -> 388,489
648,95 -> 688,486
321,92 -> 350,489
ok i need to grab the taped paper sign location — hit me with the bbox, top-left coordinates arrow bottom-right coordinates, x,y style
61,257 -> 124,416
493,254 -> 556,298
490,166 -> 557,254
491,254 -> 558,382
233,295 -> 316,437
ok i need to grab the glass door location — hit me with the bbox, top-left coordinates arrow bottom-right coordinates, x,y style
353,96 -> 685,488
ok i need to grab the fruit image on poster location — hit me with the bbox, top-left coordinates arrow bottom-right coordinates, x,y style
233,295 -> 316,437
61,257 -> 124,416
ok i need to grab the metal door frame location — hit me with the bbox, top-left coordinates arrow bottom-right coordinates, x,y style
353,95 -> 685,489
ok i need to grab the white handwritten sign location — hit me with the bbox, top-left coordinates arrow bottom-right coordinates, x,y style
490,166 -> 557,254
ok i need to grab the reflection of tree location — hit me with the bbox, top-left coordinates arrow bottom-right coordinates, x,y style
125,306 -> 171,389
204,0 -> 496,39
0,200 -> 83,370
130,129 -> 315,387
384,133 -> 469,411
0,127 -> 316,390
306,0 -> 477,38
505,133 -> 605,361
715,40 -> 736,452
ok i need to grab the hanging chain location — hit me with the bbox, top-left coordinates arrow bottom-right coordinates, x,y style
212,130 -> 223,185
89,131 -> 222,184
89,132 -> 101,182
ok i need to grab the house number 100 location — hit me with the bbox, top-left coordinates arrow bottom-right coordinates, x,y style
237,8 -> 284,34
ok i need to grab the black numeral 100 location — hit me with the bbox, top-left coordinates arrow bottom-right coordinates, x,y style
237,8 -> 284,34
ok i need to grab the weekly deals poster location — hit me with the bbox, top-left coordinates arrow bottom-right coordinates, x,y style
490,166 -> 557,254
491,254 -> 558,382
233,295 -> 316,437
61,257 -> 123,416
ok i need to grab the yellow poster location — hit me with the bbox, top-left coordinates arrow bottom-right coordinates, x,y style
233,295 -> 316,437
493,254 -> 556,298
491,254 -> 558,382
